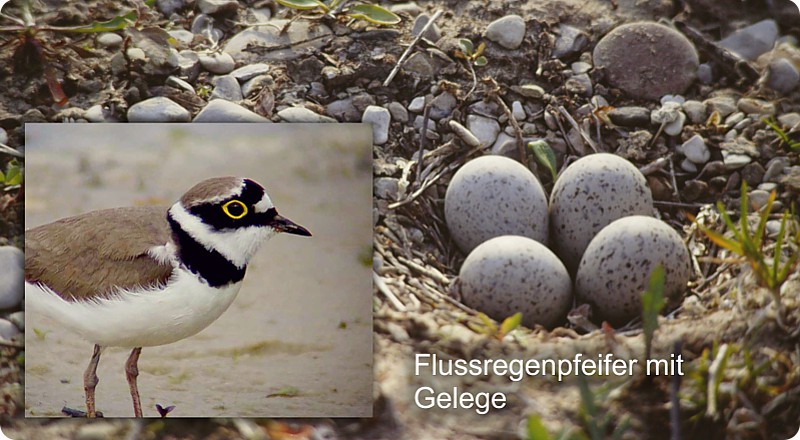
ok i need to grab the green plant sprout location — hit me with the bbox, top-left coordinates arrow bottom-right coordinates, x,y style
528,140 -> 558,182
641,264 -> 665,363
454,38 -> 487,99
467,312 -> 522,340
276,0 -> 400,26
762,117 -> 800,151
454,38 -> 488,66
577,374 -> 630,440
0,0 -> 138,105
693,182 -> 800,330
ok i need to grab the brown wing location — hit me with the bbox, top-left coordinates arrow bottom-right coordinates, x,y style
25,206 -> 174,301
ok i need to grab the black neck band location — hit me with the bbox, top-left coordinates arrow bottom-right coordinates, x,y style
167,214 -> 246,287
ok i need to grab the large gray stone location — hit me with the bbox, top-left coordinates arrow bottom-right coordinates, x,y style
593,22 -> 698,100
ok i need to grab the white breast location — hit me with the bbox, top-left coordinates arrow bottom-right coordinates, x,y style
26,268 -> 243,348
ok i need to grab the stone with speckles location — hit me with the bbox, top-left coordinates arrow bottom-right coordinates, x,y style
576,216 -> 691,326
445,155 -> 548,254
459,236 -> 572,329
549,153 -> 654,275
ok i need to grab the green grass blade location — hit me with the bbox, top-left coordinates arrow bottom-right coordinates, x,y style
526,415 -> 553,440
642,265 -> 666,361
51,10 -> 137,33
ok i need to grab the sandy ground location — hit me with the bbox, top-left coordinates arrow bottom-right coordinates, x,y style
23,123 -> 374,418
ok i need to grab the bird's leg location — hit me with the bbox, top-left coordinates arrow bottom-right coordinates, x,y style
83,344 -> 102,418
125,347 -> 143,417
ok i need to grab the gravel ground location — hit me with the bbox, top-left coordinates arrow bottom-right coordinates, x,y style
1,0 -> 800,438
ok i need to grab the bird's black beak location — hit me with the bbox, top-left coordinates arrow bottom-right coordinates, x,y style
271,214 -> 312,236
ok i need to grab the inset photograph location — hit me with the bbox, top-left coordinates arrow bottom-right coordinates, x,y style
24,123 -> 373,418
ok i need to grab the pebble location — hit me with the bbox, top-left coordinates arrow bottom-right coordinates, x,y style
763,157 -> 789,182
511,101 -> 526,121
608,106 -> 650,127
718,19 -> 778,61
766,220 -> 783,236
448,120 -> 481,148
193,99 -> 268,122
374,177 -> 399,200
127,97 -> 191,122
362,106 -> 391,145
725,112 -> 745,126
230,63 -> 270,82
277,107 -> 336,123
490,133 -> 517,159
748,190 -> 772,211
758,182 -> 778,192
240,74 -> 271,97
408,96 -> 426,113
683,180 -> 707,201
210,75 -> 243,101
466,115 -> 501,146
0,319 -> 19,341
681,134 -> 710,164
680,158 -> 697,173
97,33 -> 123,48
553,24 -> 589,59
0,128 -> 6,145
197,0 -> 238,15
697,63 -> 714,84
84,105 -> 113,123
593,22 -> 698,100
722,151 -> 752,170
661,94 -> 685,105
571,61 -> 592,74
682,100 -> 707,124
737,98 -> 775,116
767,58 -> 800,93
651,101 -> 682,124
413,115 -> 435,132
703,96 -> 737,118
191,13 -> 214,35
157,0 -> 185,16
567,73 -> 593,96
0,247 -> 23,309
412,13 -> 442,42
199,52 -> 235,74
7,311 -> 22,331
741,162 -> 765,186
428,92 -> 457,120
326,98 -> 360,122
168,30 -> 194,47
733,117 -> 751,132
777,113 -> 800,129
224,20 -> 332,62
512,84 -> 545,99
485,14 -> 526,50
166,76 -> 195,94
178,50 -> 201,82
386,102 -> 408,124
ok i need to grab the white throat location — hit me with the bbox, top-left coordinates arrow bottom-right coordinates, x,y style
168,203 -> 276,268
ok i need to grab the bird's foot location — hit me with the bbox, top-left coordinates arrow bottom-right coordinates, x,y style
61,406 -> 104,418
156,403 -> 176,417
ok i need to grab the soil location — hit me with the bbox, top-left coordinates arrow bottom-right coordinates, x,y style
0,0 -> 799,439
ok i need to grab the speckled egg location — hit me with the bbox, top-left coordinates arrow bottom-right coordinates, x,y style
575,216 -> 692,325
445,155 -> 548,253
549,153 -> 653,274
459,235 -> 572,329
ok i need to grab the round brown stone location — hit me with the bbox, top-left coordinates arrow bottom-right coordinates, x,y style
593,22 -> 699,100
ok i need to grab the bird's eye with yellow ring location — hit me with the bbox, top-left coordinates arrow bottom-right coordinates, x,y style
222,200 -> 248,219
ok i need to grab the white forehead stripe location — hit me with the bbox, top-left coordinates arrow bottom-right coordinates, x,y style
254,193 -> 274,213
